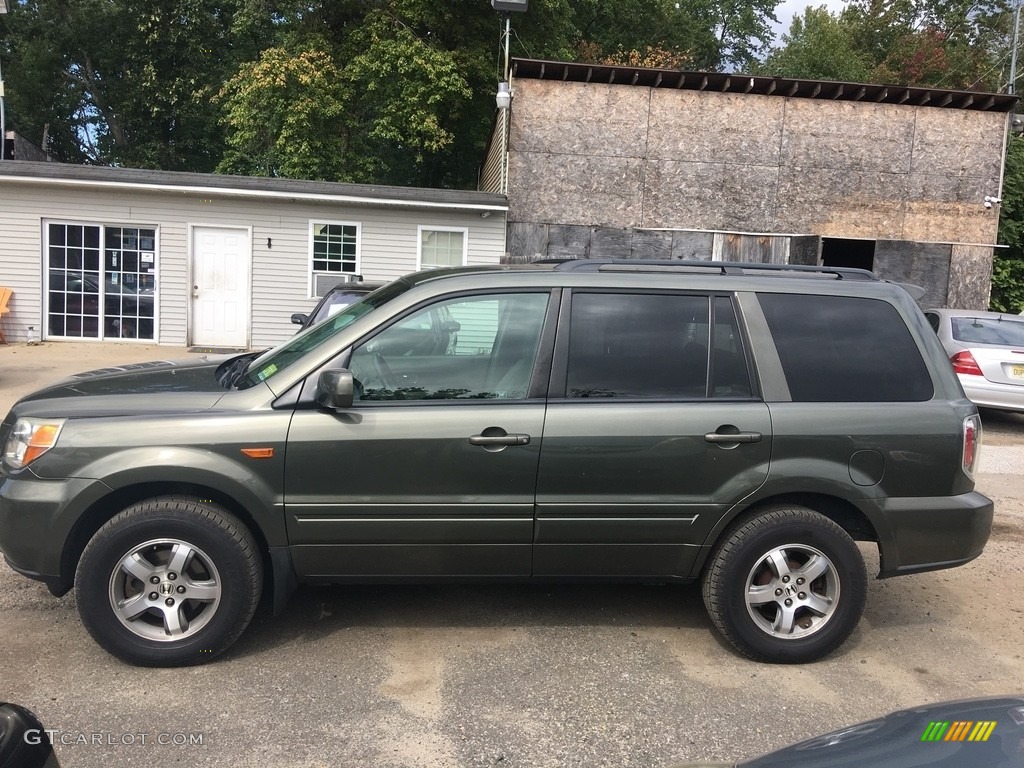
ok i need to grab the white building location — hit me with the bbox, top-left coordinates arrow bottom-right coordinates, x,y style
0,162 -> 508,347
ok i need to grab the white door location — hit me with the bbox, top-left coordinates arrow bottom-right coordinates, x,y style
191,226 -> 250,348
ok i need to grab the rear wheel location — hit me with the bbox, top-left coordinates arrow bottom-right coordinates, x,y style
76,496 -> 262,667
702,505 -> 867,663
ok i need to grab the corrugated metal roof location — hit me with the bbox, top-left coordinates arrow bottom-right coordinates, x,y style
0,161 -> 509,210
511,58 -> 1018,113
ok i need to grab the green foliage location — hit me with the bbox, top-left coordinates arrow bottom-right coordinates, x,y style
216,43 -> 350,179
990,254 -> 1024,313
759,7 -> 873,81
762,0 -> 1012,90
0,0 -> 251,169
341,12 -> 473,176
992,137 -> 1024,313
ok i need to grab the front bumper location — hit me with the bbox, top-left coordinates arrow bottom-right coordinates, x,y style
872,491 -> 994,578
0,472 -> 112,596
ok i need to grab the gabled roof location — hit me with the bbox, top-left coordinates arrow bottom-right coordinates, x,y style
0,161 -> 508,211
511,58 -> 1017,113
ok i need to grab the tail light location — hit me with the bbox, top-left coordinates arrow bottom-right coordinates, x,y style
951,351 -> 983,376
963,415 -> 981,476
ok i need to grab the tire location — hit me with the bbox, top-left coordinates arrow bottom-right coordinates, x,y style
75,496 -> 263,667
702,505 -> 867,664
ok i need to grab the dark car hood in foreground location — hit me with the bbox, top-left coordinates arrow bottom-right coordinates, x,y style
740,695 -> 1024,767
8,357 -> 234,419
671,696 -> 1024,768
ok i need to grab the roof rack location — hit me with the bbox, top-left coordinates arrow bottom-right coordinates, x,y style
541,259 -> 879,281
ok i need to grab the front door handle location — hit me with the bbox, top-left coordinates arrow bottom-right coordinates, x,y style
704,431 -> 762,444
470,426 -> 531,452
470,433 -> 531,446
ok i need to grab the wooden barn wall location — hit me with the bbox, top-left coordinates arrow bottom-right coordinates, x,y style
873,241 -> 952,307
507,79 -> 1006,245
504,79 -> 1005,307
946,245 -> 995,309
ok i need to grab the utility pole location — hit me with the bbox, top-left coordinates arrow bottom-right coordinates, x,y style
0,0 -> 8,161
1011,0 -> 1021,94
491,0 -> 527,80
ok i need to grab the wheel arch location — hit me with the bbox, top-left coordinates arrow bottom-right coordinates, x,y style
692,492 -> 880,579
58,482 -> 280,604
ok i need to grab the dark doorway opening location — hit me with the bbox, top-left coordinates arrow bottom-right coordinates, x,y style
821,238 -> 876,272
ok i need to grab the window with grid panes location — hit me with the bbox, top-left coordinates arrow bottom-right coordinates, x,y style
312,223 -> 358,272
46,223 -> 157,340
419,228 -> 466,270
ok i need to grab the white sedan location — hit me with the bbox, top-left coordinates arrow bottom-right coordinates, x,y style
925,308 -> 1024,412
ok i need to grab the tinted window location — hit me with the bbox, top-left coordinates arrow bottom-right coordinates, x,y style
951,316 -> 1024,346
758,293 -> 933,402
566,293 -> 711,398
350,293 -> 548,401
711,296 -> 752,398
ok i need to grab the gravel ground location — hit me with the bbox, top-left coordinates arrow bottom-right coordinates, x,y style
0,342 -> 1021,768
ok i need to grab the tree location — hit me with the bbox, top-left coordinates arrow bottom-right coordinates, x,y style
0,0 -> 261,169
992,136 -> 1024,312
216,43 -> 350,179
760,7 -> 874,82
762,0 -> 1012,90
569,0 -> 778,72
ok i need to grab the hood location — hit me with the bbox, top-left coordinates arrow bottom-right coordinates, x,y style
738,695 -> 1024,768
8,357 -> 237,419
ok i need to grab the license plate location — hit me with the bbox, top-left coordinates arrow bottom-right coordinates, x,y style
1013,365 -> 1024,378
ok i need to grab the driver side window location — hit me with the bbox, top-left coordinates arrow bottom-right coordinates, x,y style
349,293 -> 549,401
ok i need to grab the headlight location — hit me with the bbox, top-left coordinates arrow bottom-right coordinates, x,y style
3,418 -> 65,470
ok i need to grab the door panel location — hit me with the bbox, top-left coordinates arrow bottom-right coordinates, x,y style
284,291 -> 554,578
534,290 -> 770,578
534,402 -> 771,576
286,404 -> 544,576
191,227 -> 249,347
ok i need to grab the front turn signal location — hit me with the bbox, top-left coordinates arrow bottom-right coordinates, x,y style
3,418 -> 66,470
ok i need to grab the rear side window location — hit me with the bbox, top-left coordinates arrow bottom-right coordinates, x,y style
758,293 -> 933,402
564,293 -> 751,399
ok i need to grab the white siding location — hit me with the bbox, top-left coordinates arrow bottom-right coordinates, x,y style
0,178 -> 507,347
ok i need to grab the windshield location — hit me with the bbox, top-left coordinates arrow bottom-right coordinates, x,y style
951,316 -> 1024,346
235,279 -> 411,389
310,289 -> 373,325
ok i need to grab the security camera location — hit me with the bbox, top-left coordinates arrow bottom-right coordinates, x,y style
984,195 -> 1002,209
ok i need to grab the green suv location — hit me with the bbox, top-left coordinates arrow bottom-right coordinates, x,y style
0,261 -> 992,666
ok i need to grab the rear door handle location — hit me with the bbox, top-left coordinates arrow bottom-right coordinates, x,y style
704,431 -> 762,444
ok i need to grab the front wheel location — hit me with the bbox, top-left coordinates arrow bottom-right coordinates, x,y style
75,497 -> 263,667
702,505 -> 867,663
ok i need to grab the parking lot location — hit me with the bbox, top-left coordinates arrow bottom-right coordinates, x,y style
1,342 -> 1023,768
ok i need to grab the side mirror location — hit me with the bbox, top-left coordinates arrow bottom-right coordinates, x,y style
315,369 -> 354,410
290,313 -> 308,326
